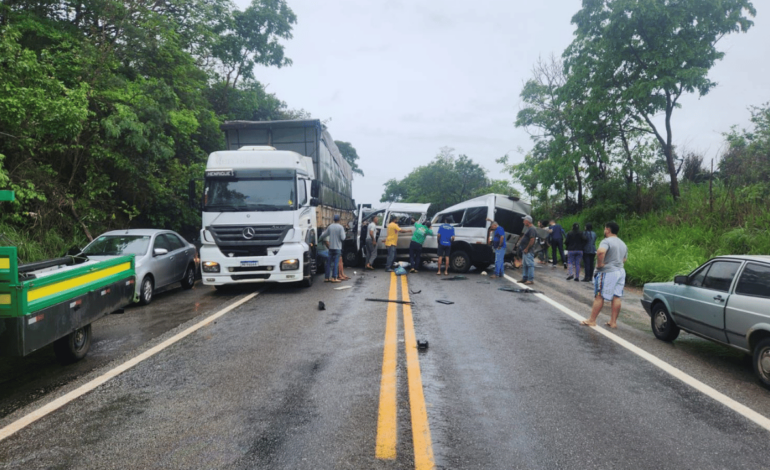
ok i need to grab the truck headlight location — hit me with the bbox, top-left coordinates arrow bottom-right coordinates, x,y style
280,259 -> 300,271
202,261 -> 220,273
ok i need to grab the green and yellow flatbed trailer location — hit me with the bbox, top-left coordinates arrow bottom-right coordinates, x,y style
0,189 -> 136,362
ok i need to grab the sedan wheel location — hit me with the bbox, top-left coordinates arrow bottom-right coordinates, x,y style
139,276 -> 154,305
181,265 -> 195,290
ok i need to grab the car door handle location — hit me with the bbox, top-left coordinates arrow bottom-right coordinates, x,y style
713,295 -> 724,301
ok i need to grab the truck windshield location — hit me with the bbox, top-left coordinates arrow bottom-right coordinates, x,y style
205,178 -> 297,212
83,236 -> 150,256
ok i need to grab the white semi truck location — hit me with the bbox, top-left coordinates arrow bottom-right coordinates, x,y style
197,120 -> 355,288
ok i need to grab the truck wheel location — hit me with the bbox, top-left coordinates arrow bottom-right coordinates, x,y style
301,272 -> 314,288
181,264 -> 195,290
753,337 -> 770,390
450,250 -> 471,273
53,324 -> 92,364
651,303 -> 680,342
139,275 -> 154,305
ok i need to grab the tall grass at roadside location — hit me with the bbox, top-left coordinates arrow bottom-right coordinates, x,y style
551,182 -> 770,286
0,222 -> 87,264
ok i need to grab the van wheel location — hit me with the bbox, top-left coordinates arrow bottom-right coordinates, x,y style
651,303 -> 680,342
450,250 -> 471,273
53,325 -> 92,364
753,338 -> 770,390
343,249 -> 360,268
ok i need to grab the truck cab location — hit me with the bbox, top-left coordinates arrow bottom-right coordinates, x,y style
199,146 -> 318,287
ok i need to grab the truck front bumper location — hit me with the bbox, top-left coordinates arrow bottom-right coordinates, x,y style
200,245 -> 306,286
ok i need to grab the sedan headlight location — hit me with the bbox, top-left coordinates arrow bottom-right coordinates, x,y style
280,259 -> 300,271
202,261 -> 220,273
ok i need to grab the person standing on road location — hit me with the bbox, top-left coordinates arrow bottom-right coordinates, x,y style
548,220 -> 567,269
317,231 -> 331,281
436,216 -> 455,275
518,216 -> 537,284
581,222 -> 628,328
582,223 -> 597,282
320,214 -> 346,283
385,215 -> 409,272
487,218 -> 507,279
365,216 -> 379,270
565,223 -> 586,282
408,221 -> 435,273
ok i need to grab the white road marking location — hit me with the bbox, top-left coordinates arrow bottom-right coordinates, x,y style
503,274 -> 770,433
0,291 -> 261,442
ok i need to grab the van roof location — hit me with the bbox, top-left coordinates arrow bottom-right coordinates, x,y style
435,194 -> 531,215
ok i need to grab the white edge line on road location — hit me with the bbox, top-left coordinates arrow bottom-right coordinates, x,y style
0,291 -> 261,442
503,274 -> 770,433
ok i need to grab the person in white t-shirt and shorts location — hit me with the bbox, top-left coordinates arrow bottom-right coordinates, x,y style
580,222 -> 628,329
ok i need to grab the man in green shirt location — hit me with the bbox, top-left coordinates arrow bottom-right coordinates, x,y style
409,221 -> 435,273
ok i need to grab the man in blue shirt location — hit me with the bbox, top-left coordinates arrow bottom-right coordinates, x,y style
489,219 -> 507,279
548,219 -> 567,269
436,216 -> 455,275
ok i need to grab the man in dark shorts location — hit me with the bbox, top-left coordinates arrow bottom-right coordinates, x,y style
436,216 -> 455,275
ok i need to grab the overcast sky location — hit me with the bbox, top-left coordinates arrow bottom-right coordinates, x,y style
235,0 -> 770,204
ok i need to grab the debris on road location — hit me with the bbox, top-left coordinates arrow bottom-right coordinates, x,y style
334,286 -> 352,290
435,300 -> 454,305
476,281 -> 491,284
481,271 -> 488,276
498,286 -> 540,294
417,339 -> 429,350
410,289 -> 422,295
365,298 -> 415,305
442,275 -> 468,281
318,301 -> 326,310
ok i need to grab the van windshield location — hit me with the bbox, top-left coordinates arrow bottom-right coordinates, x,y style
204,178 -> 297,212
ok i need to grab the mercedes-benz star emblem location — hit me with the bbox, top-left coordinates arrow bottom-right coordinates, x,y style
242,227 -> 256,240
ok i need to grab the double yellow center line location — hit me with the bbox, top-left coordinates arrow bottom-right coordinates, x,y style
375,272 -> 435,469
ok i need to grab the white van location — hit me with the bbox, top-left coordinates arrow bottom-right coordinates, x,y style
423,194 -> 531,273
351,203 -> 431,266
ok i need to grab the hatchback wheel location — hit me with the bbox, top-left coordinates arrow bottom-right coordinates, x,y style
651,303 -> 680,342
753,338 -> 770,390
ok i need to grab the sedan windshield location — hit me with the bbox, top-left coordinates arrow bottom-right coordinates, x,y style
83,235 -> 151,256
205,178 -> 296,212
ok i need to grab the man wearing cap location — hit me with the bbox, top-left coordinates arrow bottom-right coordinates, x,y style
320,214 -> 346,282
519,215 -> 537,285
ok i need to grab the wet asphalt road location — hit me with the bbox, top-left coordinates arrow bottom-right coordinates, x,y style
1,264 -> 770,469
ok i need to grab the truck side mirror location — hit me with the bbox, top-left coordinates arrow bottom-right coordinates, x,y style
310,180 -> 320,198
310,198 -> 320,207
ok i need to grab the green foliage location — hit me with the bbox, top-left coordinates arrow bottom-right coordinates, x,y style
381,148 -> 518,215
0,0 -> 298,260
720,103 -> 770,187
564,0 -> 756,199
335,141 -> 364,176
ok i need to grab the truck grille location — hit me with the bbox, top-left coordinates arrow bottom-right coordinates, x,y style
208,225 -> 291,246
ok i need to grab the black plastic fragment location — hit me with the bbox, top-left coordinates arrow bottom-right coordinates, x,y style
318,301 -> 326,310
441,275 -> 468,281
498,287 -> 540,294
365,298 -> 415,305
435,300 -> 454,305
409,289 -> 422,295
417,339 -> 429,350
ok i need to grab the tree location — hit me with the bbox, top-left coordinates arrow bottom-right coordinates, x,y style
380,148 -> 517,214
335,141 -> 364,176
564,0 -> 756,200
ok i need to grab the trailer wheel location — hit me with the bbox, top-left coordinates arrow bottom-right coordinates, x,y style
54,324 -> 92,364
450,250 -> 471,273
139,275 -> 154,305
